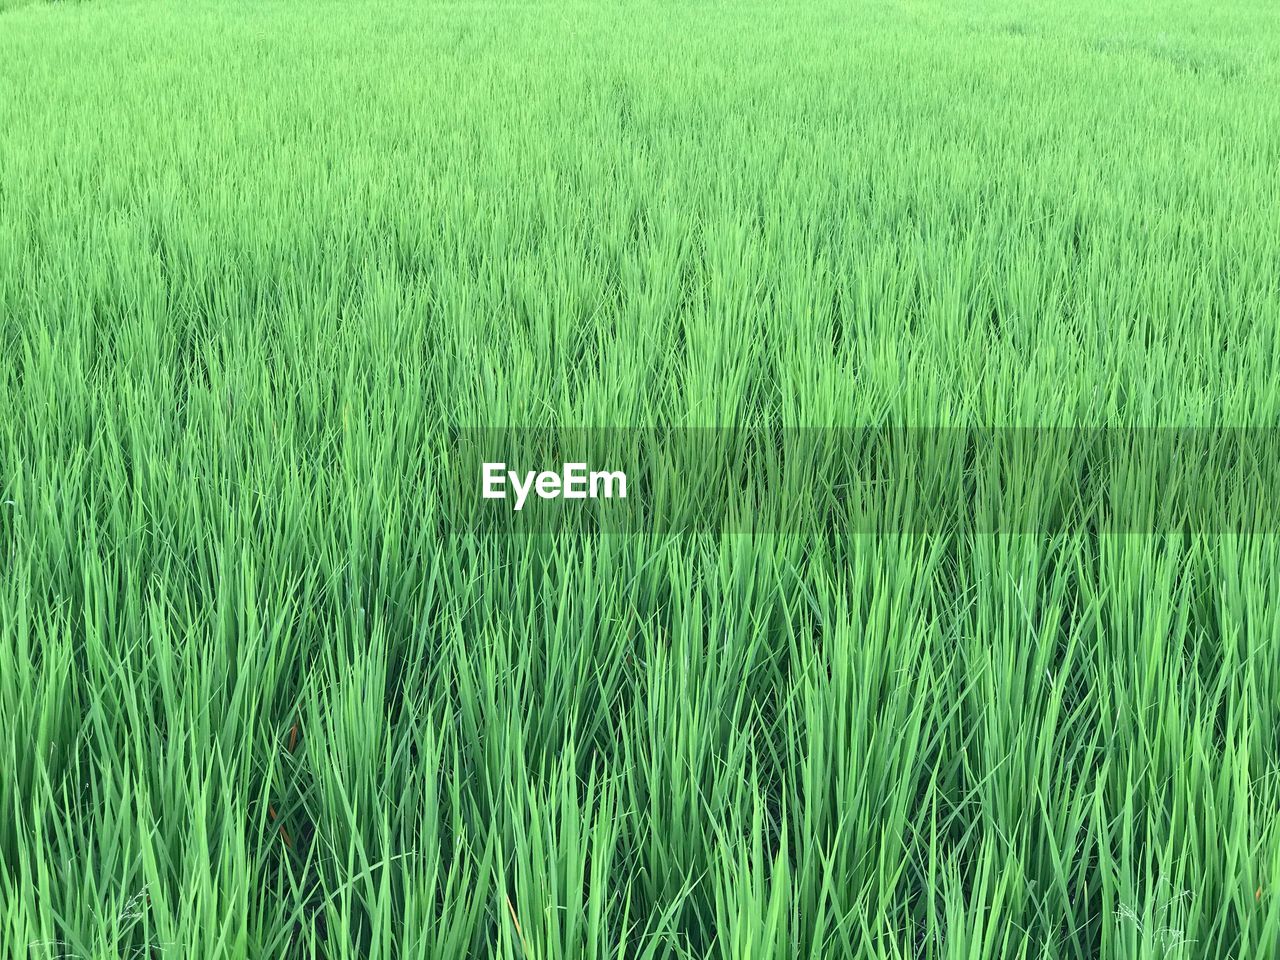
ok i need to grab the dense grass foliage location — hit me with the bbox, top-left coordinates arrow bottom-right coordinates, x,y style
3,0 -> 1280,956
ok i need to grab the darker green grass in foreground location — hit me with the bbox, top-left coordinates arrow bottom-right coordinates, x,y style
2,0 -> 1280,956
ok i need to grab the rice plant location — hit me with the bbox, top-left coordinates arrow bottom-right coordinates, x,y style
2,0 -> 1279,956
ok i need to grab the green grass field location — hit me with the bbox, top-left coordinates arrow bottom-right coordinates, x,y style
3,0 -> 1280,956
